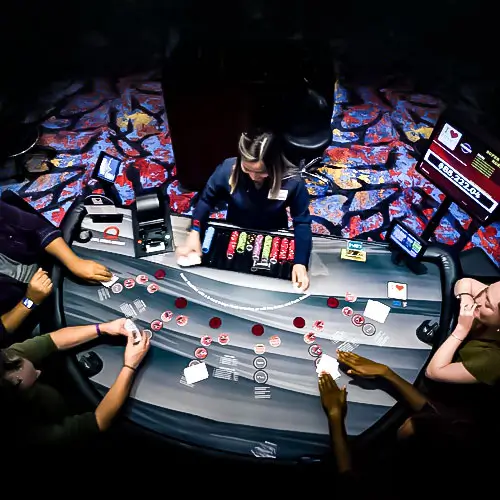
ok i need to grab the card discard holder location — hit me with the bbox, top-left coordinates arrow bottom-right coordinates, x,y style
340,248 -> 367,262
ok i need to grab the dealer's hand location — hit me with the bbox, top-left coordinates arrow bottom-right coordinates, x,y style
101,318 -> 130,337
292,264 -> 309,292
26,268 -> 53,305
176,230 -> 202,258
73,259 -> 112,282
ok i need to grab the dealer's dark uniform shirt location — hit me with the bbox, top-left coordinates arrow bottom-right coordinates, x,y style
192,158 -> 312,266
0,199 -> 61,345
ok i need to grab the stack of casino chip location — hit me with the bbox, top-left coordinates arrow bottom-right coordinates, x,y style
269,236 -> 281,264
201,226 -> 215,254
279,238 -> 290,262
287,239 -> 295,262
246,233 -> 256,252
236,232 -> 248,254
252,234 -> 264,262
226,231 -> 239,259
261,235 -> 273,263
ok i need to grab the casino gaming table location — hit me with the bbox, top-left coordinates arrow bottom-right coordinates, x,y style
52,204 -> 458,461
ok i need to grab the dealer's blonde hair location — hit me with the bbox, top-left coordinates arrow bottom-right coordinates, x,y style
230,131 -> 297,198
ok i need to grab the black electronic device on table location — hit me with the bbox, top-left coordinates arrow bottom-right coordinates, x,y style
91,151 -> 124,208
132,191 -> 173,258
387,219 -> 428,275
200,223 -> 295,280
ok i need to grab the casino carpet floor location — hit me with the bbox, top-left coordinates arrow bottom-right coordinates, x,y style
1,74 -> 499,265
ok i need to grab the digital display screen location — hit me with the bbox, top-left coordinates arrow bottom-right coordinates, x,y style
388,222 -> 425,259
417,119 -> 500,223
96,155 -> 121,183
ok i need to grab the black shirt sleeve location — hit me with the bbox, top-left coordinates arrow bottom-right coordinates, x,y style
289,179 -> 312,267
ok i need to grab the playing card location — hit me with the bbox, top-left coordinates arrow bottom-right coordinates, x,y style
437,123 -> 462,151
364,300 -> 391,324
184,362 -> 209,385
101,275 -> 119,288
387,281 -> 408,300
316,354 -> 341,379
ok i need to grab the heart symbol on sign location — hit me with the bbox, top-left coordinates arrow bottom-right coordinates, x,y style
396,285 -> 404,291
450,130 -> 458,139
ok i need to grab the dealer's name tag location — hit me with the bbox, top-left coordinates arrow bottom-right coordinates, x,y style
268,189 -> 288,201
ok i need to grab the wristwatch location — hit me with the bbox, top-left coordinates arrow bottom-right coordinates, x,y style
22,297 -> 37,310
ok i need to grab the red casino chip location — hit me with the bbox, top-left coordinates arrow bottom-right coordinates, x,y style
194,347 -> 208,360
293,316 -> 306,329
176,315 -> 188,327
123,279 -> 135,289
345,292 -> 357,303
161,310 -> 173,323
209,317 -> 222,329
147,283 -> 159,294
351,314 -> 365,327
252,324 -> 265,336
200,335 -> 212,347
175,297 -> 188,309
313,320 -> 324,332
279,238 -> 290,262
150,320 -> 163,331
327,297 -> 339,308
269,335 -> 281,348
154,269 -> 166,280
304,332 -> 316,344
342,306 -> 354,317
218,333 -> 230,345
287,239 -> 295,261
135,274 -> 149,284
270,237 -> 281,264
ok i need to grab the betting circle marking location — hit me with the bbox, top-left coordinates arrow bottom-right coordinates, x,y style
180,272 -> 310,312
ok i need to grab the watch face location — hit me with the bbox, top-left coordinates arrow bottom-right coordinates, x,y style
23,298 -> 34,309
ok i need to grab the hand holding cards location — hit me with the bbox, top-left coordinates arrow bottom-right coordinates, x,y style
124,319 -> 142,344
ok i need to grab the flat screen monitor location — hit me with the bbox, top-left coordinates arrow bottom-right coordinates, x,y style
416,116 -> 500,224
94,152 -> 122,183
387,220 -> 427,259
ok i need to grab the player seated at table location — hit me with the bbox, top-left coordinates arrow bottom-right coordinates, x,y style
319,353 -> 481,495
0,318 -> 149,449
0,197 -> 112,346
176,130 -> 313,291
425,278 -> 500,385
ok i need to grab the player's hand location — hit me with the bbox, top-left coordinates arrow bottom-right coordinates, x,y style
26,268 -> 53,305
337,351 -> 389,379
292,264 -> 309,292
73,259 -> 112,282
102,318 -> 130,337
456,302 -> 477,337
176,230 -> 202,258
124,330 -> 150,369
319,373 -> 348,422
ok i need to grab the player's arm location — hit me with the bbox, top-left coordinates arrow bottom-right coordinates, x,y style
425,302 -> 479,384
337,351 -> 428,412
45,237 -> 112,282
0,268 -> 53,335
454,278 -> 487,301
95,333 -> 150,431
